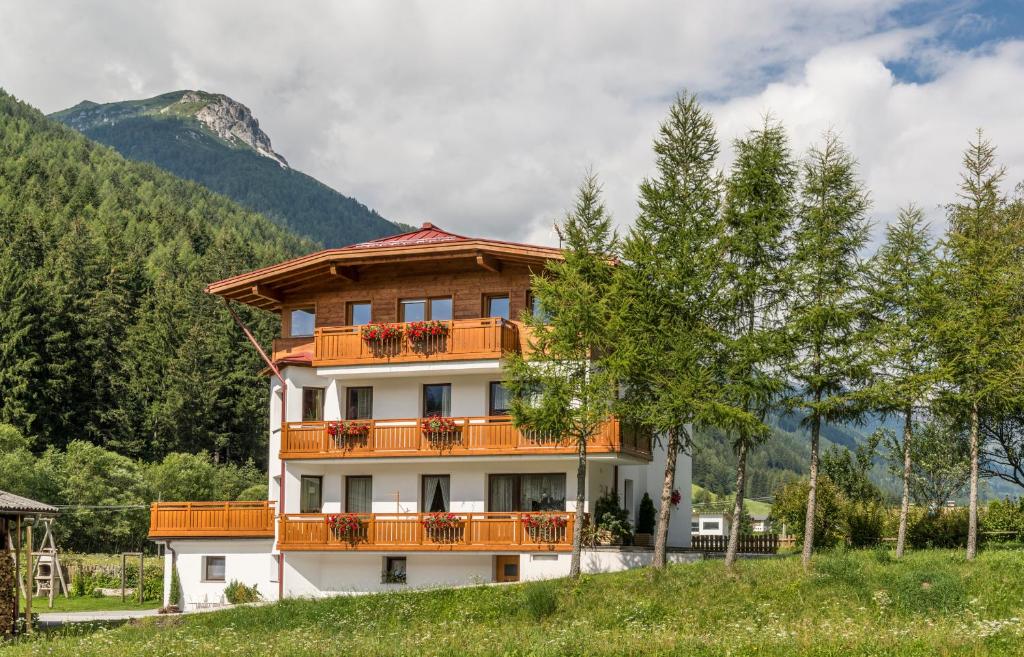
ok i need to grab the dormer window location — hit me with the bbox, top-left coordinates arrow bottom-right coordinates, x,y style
290,307 -> 316,337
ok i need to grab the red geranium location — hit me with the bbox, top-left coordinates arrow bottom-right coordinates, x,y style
406,320 -> 449,343
670,489 -> 682,508
421,512 -> 460,531
421,416 -> 459,434
327,420 -> 370,439
521,513 -> 568,531
361,323 -> 403,343
325,513 -> 363,540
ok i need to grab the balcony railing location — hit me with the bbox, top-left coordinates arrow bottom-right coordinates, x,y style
148,501 -> 276,539
277,512 -> 575,552
280,416 -> 652,460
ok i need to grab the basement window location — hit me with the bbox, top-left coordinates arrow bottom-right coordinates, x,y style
383,557 -> 407,584
203,556 -> 226,582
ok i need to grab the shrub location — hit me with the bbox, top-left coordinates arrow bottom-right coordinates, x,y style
521,579 -> 558,620
169,564 -> 182,608
594,490 -> 632,541
845,502 -> 885,548
770,476 -> 845,548
636,493 -> 656,534
982,498 -> 1024,542
236,483 -> 268,501
907,508 -> 968,549
224,580 -> 261,604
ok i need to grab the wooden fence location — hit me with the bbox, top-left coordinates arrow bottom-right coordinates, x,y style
690,534 -> 779,554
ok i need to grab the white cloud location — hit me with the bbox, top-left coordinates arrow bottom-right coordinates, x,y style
0,1 -> 1020,246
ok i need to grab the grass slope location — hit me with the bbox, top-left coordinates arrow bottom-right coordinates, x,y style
9,549 -> 1024,656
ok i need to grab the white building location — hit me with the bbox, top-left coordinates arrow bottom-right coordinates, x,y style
150,224 -> 692,606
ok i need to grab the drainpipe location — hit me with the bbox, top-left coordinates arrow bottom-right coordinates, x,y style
222,299 -> 287,601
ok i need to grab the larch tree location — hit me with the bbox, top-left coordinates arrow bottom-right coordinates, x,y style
612,93 -> 756,568
934,132 -> 1024,560
505,173 -> 619,578
861,205 -> 939,558
718,118 -> 798,570
786,132 -> 871,570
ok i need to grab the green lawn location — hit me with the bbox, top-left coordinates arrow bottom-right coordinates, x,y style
19,595 -> 161,613
7,549 -> 1024,656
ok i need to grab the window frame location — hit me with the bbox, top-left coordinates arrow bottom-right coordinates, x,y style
299,475 -> 323,514
345,386 -> 373,420
345,475 -> 373,513
422,383 -> 452,417
301,387 -> 325,422
488,381 -> 511,417
346,301 -> 373,326
421,474 -> 451,513
287,306 -> 317,338
383,556 -> 407,584
203,556 -> 226,582
399,296 -> 453,322
483,293 -> 511,320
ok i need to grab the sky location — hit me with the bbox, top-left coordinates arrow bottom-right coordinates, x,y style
1,0 -> 1023,246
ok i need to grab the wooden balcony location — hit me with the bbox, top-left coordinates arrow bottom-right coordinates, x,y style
277,512 -> 575,552
272,318 -> 520,367
280,416 -> 652,460
148,501 -> 276,539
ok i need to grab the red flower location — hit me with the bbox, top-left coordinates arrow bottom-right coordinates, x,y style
407,320 -> 449,343
421,512 -> 460,530
327,421 -> 370,439
670,489 -> 682,507
520,513 -> 568,530
361,323 -> 403,343
421,416 -> 459,434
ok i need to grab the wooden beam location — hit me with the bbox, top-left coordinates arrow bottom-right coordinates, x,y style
250,285 -> 283,304
475,253 -> 501,273
329,264 -> 358,283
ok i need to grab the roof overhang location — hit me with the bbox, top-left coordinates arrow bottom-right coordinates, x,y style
206,238 -> 563,311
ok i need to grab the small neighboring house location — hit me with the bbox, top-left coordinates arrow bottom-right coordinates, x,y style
750,514 -> 770,534
149,224 -> 695,607
691,512 -> 730,537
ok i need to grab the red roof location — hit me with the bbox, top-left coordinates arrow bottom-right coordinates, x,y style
348,223 -> 468,249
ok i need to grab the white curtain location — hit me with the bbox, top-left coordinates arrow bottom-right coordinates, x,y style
489,475 -> 515,512
521,474 -> 565,511
424,475 -> 450,512
346,476 -> 372,513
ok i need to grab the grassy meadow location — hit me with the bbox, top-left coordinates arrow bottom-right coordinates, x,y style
6,549 -> 1024,656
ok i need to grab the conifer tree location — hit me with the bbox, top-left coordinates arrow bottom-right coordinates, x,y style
718,118 -> 798,570
786,132 -> 870,570
612,93 -> 758,568
861,205 -> 938,558
934,132 -> 1024,560
505,173 -> 618,578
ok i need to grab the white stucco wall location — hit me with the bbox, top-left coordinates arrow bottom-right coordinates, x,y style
284,552 -> 495,596
164,539 -> 278,607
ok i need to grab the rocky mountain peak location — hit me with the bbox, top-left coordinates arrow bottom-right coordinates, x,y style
176,91 -> 288,168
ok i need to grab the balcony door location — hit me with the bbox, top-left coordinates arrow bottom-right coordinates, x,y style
488,473 -> 566,512
422,475 -> 450,513
346,387 -> 373,420
345,476 -> 372,513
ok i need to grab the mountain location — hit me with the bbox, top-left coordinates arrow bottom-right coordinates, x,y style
50,90 -> 407,247
0,88 -> 308,464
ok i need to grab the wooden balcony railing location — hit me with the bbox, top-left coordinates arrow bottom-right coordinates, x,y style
280,416 -> 652,460
148,501 -> 276,539
277,512 -> 575,552
292,318 -> 520,366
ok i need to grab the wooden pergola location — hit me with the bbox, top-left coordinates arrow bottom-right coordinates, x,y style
1,490 -> 57,636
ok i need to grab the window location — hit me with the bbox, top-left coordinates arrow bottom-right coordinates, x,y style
345,476 -> 372,513
422,475 -> 450,513
691,521 -> 700,533
347,301 -> 372,326
485,294 -> 510,320
489,381 -> 512,416
488,473 -> 566,512
623,479 -> 634,522
400,297 -> 452,322
383,557 -> 407,584
346,387 -> 373,420
301,388 -> 325,421
422,384 -> 451,417
290,308 -> 315,337
702,521 -> 720,531
526,290 -> 551,323
300,476 -> 322,514
203,556 -> 226,582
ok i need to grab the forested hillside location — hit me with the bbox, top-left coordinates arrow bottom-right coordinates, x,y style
51,91 -> 408,247
0,89 -> 307,465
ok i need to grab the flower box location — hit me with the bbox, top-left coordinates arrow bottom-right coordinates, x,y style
421,512 -> 463,543
327,420 -> 371,448
325,513 -> 364,544
361,323 -> 403,344
406,320 -> 449,343
521,513 -> 568,543
421,416 -> 461,446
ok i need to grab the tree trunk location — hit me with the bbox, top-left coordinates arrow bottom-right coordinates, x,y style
724,438 -> 748,570
967,401 -> 980,560
569,434 -> 588,578
801,410 -> 821,571
653,427 -> 680,569
895,408 -> 913,559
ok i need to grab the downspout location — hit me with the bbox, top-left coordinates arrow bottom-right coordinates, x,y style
222,299 -> 287,601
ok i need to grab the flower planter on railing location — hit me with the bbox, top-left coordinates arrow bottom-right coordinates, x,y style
421,512 -> 463,544
360,323 -> 403,356
521,513 -> 569,544
327,420 -> 371,450
407,320 -> 449,354
421,416 -> 462,449
326,513 -> 366,545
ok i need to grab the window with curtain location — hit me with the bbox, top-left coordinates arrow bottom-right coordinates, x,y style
346,387 -> 373,419
300,476 -> 322,513
488,474 -> 566,512
489,381 -> 511,416
422,384 -> 451,417
422,475 -> 450,513
302,388 -> 324,421
345,476 -> 372,513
